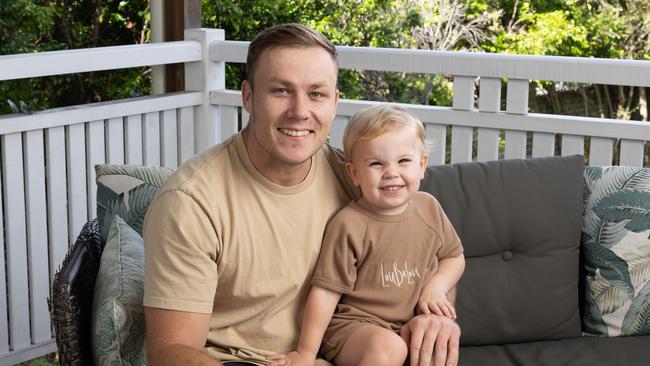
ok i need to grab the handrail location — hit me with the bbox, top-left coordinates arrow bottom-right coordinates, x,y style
210,89 -> 650,141
0,41 -> 202,81
210,40 -> 650,87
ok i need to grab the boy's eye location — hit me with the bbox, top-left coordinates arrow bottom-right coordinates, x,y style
369,161 -> 382,167
399,159 -> 411,164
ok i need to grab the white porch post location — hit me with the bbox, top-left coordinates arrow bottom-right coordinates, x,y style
184,28 -> 225,153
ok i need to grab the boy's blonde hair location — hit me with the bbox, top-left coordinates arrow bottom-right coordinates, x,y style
343,104 -> 427,160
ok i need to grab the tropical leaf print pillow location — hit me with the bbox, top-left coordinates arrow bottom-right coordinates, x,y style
96,165 -> 173,243
582,165 -> 650,336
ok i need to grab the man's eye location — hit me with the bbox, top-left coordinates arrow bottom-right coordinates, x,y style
310,91 -> 324,98
273,88 -> 288,95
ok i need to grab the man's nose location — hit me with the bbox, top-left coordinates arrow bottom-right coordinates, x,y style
288,94 -> 309,120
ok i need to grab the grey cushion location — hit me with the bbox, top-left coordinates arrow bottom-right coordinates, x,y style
460,335 -> 650,366
420,155 -> 584,346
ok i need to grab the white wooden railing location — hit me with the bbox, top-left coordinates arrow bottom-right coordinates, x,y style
0,27 -> 649,364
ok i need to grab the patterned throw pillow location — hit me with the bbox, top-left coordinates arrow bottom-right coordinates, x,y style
582,165 -> 650,336
96,165 -> 173,243
92,216 -> 146,365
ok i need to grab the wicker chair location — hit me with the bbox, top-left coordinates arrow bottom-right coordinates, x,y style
48,219 -> 105,366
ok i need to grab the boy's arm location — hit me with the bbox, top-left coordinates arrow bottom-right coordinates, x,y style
296,285 -> 342,358
418,254 -> 465,317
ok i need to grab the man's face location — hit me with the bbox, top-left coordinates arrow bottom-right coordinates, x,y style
242,46 -> 339,171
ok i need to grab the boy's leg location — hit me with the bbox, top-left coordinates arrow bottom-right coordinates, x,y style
333,324 -> 408,366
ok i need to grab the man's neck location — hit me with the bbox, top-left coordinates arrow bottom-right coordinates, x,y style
241,129 -> 313,187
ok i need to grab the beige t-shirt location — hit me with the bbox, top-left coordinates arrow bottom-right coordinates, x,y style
143,133 -> 357,364
312,192 -> 463,332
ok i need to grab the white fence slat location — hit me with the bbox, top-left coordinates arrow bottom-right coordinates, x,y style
506,79 -> 529,115
105,117 -> 124,164
476,128 -> 499,162
178,106 -> 195,163
452,76 -> 474,163
45,127 -> 69,277
161,109 -> 178,169
425,123 -> 447,166
532,132 -> 555,158
589,137 -> 614,166
479,77 -> 501,112
330,116 -> 348,150
143,112 -> 161,166
66,124 -> 88,241
86,120 -> 105,218
220,106 -> 239,144
504,130 -> 527,159
1,133 -> 31,350
125,114 -> 143,165
451,127 -> 473,163
505,79 -> 529,160
561,134 -> 584,156
23,130 -> 51,342
619,139 -> 644,167
241,108 -> 250,129
453,76 -> 475,111
0,139 -> 8,353
477,77 -> 501,162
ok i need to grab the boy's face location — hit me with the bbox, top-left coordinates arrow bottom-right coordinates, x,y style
241,46 -> 339,172
346,125 -> 428,215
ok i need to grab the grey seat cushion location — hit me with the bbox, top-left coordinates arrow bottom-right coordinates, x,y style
460,335 -> 650,366
420,156 -> 584,346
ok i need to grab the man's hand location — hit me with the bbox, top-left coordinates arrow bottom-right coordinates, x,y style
266,351 -> 316,366
400,314 -> 460,366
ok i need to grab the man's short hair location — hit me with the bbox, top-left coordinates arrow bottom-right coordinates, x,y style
246,23 -> 338,89
343,104 -> 427,160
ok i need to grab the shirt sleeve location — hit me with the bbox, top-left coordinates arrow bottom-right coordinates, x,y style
143,190 -> 220,314
433,197 -> 464,260
311,208 -> 366,294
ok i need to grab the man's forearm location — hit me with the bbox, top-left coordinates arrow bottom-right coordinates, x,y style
148,343 -> 221,366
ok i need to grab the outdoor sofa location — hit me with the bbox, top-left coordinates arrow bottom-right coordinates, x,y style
49,154 -> 650,365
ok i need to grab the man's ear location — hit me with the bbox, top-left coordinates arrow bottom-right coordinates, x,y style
345,162 -> 361,186
242,80 -> 253,113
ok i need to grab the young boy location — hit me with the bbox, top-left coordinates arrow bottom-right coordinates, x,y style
268,105 -> 465,366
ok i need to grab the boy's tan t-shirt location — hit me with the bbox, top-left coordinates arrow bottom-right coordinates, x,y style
312,192 -> 463,332
143,133 -> 356,363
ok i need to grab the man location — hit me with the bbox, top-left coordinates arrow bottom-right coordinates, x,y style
143,23 -> 460,366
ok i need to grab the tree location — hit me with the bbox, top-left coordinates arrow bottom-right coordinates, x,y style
0,0 -> 151,115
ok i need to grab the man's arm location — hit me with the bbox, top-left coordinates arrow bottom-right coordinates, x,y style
145,307 -> 220,366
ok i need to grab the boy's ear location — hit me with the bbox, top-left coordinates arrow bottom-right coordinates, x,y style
345,162 -> 361,186
419,154 -> 428,179
242,80 -> 253,113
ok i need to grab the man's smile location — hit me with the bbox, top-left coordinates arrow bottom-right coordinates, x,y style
278,128 -> 313,137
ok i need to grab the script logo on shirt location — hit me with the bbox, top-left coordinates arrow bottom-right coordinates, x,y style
380,261 -> 422,288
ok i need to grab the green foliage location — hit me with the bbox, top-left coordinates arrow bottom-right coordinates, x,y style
0,0 -> 151,115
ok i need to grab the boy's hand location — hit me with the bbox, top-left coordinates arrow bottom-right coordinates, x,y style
266,351 -> 316,366
418,287 -> 457,319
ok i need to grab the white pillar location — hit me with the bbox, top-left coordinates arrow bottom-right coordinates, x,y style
184,28 -> 225,153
